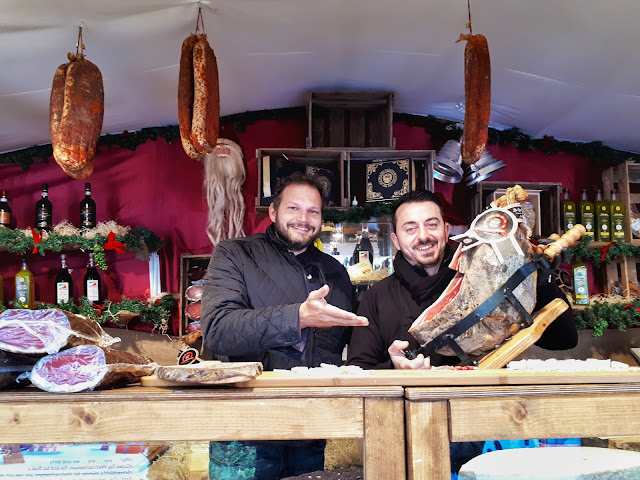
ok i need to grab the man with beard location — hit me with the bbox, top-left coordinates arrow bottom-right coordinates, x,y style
348,189 -> 576,369
201,172 -> 368,480
347,189 -> 578,475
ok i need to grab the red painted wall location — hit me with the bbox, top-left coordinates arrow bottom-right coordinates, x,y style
0,118 -> 606,333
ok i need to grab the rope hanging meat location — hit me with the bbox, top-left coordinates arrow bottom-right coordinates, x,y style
49,25 -> 104,179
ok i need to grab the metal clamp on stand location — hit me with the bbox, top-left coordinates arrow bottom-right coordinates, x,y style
405,254 -> 553,366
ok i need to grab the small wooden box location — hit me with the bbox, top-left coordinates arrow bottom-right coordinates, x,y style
471,181 -> 562,236
602,160 -> 639,244
178,253 -> 211,338
307,91 -> 395,149
346,150 -> 434,206
256,148 -> 347,213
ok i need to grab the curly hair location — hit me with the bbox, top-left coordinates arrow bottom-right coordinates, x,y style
203,138 -> 246,246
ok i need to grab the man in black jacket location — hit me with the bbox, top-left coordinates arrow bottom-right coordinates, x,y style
201,172 -> 368,479
348,190 -> 578,370
347,189 -> 578,473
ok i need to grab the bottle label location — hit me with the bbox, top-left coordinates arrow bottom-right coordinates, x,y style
0,212 -> 9,226
16,278 -> 29,307
582,212 -> 595,235
597,213 -> 611,241
86,280 -> 100,302
56,282 -> 70,303
36,209 -> 51,228
612,212 -> 625,240
358,251 -> 370,263
573,266 -> 589,305
563,212 -> 576,231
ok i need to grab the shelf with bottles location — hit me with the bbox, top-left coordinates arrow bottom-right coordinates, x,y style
317,218 -> 395,285
603,161 -> 640,245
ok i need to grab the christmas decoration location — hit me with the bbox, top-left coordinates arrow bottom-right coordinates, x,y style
2,109 -> 636,170
573,296 -> 640,337
0,294 -> 177,332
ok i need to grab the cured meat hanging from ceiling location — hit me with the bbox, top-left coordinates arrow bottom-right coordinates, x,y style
178,6 -> 220,160
49,25 -> 104,179
458,1 -> 491,166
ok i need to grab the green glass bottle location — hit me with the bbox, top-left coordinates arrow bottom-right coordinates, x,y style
572,262 -> 590,306
561,188 -> 576,233
15,258 -> 35,309
595,189 -> 611,242
579,189 -> 595,239
610,189 -> 625,242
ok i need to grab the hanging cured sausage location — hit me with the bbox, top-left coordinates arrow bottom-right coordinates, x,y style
459,33 -> 491,165
177,33 -> 219,159
49,34 -> 104,179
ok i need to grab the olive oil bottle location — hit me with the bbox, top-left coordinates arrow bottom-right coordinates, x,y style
595,189 -> 611,242
572,262 -> 590,305
579,189 -> 595,239
15,258 -> 35,309
610,189 -> 626,242
561,189 -> 576,233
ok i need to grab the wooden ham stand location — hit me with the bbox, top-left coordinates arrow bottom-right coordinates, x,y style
477,297 -> 568,369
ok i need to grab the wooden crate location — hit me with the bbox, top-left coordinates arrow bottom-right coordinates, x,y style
346,150 -> 434,206
178,253 -> 211,338
256,148 -> 347,213
602,255 -> 640,298
602,161 -> 640,244
471,181 -> 562,237
306,91 -> 395,149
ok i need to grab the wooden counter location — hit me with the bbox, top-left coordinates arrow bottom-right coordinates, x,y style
0,385 -> 406,480
405,382 -> 640,480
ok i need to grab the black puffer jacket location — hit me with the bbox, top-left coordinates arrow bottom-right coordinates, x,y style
201,224 -> 353,371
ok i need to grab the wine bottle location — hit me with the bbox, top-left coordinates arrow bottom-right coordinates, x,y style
80,183 -> 96,230
351,234 -> 362,265
15,258 -> 34,309
55,253 -> 73,305
579,189 -> 595,239
0,190 -> 11,229
595,189 -> 611,242
572,261 -> 590,306
0,272 -> 4,305
359,224 -> 374,265
610,189 -> 626,242
84,252 -> 102,304
560,188 -> 576,233
35,183 -> 53,231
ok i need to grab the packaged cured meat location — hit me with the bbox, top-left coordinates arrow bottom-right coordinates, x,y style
185,301 -> 201,321
29,345 -> 157,393
0,309 -> 118,355
185,284 -> 203,302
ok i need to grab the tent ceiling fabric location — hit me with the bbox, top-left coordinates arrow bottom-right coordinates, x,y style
1,0 -> 639,155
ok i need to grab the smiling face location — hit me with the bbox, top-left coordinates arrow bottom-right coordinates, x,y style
269,183 -> 323,254
391,200 -> 450,275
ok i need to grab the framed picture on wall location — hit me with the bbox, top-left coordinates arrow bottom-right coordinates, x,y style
489,189 -> 542,236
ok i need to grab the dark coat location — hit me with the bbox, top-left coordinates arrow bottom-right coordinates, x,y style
347,244 -> 578,369
201,224 -> 353,371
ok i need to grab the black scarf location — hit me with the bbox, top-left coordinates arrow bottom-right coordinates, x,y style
393,243 -> 458,305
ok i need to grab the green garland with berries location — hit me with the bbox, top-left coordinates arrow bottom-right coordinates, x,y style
566,236 -> 640,267
2,109 -> 638,171
573,299 -> 640,337
0,226 -> 162,269
0,294 -> 177,332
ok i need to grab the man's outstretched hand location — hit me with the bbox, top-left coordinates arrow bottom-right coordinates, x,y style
299,285 -> 369,329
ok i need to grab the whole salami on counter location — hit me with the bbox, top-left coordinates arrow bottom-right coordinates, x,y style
0,309 -> 119,355
29,345 -> 157,393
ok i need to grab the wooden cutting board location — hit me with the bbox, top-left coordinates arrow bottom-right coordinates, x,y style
144,361 -> 263,385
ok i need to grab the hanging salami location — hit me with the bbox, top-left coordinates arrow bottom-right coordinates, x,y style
49,29 -> 104,179
177,12 -> 219,159
459,33 -> 491,165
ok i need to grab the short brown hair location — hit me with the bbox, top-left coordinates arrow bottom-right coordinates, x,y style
272,172 -> 326,212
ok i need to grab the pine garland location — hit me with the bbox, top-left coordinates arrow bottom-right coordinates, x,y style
0,224 -> 162,264
2,109 -> 637,170
573,299 -> 640,337
0,294 -> 177,332
323,203 -> 395,224
566,237 -> 640,267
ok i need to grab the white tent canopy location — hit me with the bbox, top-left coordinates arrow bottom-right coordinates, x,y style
1,0 -> 639,155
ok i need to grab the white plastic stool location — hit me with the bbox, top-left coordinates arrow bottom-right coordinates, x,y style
459,446 -> 640,480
